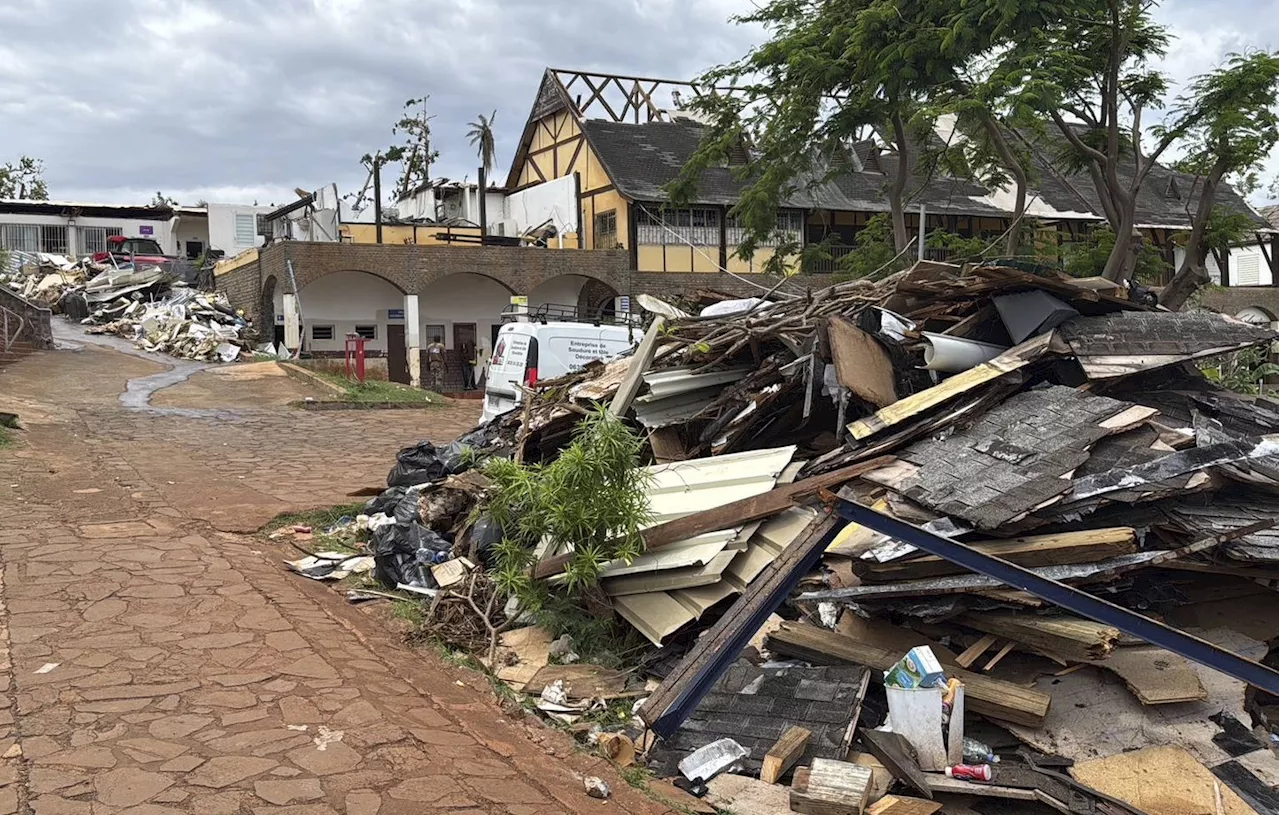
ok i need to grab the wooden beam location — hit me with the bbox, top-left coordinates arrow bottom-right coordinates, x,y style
760,726 -> 810,784
608,317 -> 665,416
533,455 -> 892,580
868,796 -> 943,815
982,641 -> 1016,671
960,614 -> 1120,663
861,528 -> 1138,582
767,622 -> 1051,727
790,760 -> 872,815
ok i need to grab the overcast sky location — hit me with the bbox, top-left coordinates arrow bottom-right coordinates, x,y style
0,0 -> 1275,208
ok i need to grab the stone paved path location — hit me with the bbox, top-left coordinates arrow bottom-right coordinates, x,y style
0,341 -> 680,815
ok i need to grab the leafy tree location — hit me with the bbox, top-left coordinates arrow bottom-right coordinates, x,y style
467,111 -> 498,180
481,407 -> 652,608
1200,345 -> 1279,395
0,156 -> 48,200
1158,51 -> 1278,309
349,97 -> 441,210
1063,225 -> 1167,282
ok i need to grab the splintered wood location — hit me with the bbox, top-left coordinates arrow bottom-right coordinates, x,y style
790,759 -> 873,814
760,726 -> 811,784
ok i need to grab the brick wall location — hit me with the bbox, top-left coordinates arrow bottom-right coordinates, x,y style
1196,286 -> 1280,320
216,241 -> 843,336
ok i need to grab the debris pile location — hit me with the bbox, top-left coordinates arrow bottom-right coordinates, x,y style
2,250 -> 253,361
287,260 -> 1278,812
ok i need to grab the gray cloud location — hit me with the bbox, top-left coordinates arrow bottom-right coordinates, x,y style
0,0 -> 1272,207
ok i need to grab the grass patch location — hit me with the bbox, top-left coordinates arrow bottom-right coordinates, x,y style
0,426 -> 11,448
314,371 -> 443,404
264,502 -> 367,533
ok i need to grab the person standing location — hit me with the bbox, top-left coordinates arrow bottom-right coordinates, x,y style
425,335 -> 446,391
460,341 -> 477,390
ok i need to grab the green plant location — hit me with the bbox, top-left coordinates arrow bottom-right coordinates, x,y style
482,406 -> 652,604
1062,226 -> 1169,283
819,214 -> 900,280
0,426 -> 12,448
1200,345 -> 1279,395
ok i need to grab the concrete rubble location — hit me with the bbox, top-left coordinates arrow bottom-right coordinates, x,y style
280,260 -> 1278,814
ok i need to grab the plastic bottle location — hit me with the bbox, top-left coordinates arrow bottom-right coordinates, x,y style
962,737 -> 1000,764
945,764 -> 993,782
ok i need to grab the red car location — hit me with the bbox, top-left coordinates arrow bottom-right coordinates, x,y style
92,235 -> 174,265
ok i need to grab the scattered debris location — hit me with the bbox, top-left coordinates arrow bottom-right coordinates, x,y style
275,258 -> 1277,810
583,776 -> 611,800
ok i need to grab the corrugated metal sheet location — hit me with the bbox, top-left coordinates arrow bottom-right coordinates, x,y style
634,387 -> 723,429
613,504 -> 817,645
643,365 -> 751,398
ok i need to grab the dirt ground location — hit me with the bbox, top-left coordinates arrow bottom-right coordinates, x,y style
0,337 -> 684,815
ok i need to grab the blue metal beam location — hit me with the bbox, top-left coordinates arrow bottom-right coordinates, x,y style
828,497 -> 1279,695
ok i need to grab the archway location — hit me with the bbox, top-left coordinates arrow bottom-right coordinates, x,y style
420,272 -> 515,353
529,274 -> 621,322
259,275 -> 282,347
297,270 -> 406,355
1235,306 -> 1277,326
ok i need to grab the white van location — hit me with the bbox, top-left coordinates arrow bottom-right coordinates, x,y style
480,319 -> 643,424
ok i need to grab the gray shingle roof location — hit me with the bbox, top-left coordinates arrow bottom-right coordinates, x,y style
580,117 -> 1272,231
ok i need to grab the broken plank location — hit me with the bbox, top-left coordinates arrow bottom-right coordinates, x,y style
828,316 -> 898,407
647,426 -> 688,463
861,527 -> 1138,582
924,775 -> 1038,800
760,726 -> 810,784
522,663 -> 627,699
704,773 -> 791,815
860,729 -> 933,800
848,332 -> 1053,440
867,795 -> 943,815
1090,646 -> 1207,705
608,316 -> 664,416
790,759 -> 872,815
768,622 -> 1050,727
639,514 -> 844,738
535,455 -> 891,580
955,634 -> 998,669
1070,746 -> 1256,815
959,613 -> 1120,663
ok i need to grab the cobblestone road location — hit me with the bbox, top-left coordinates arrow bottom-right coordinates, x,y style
0,340 -> 680,815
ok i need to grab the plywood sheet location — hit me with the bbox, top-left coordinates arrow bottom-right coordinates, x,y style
829,317 -> 898,407
1090,646 -> 1207,705
1071,746 -> 1254,815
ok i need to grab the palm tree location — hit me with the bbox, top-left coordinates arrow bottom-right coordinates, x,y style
467,111 -> 497,180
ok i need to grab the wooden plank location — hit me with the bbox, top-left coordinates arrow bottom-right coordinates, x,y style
862,528 -> 1139,582
522,663 -> 627,699
867,795 -> 943,815
790,759 -> 872,815
648,426 -> 687,463
534,455 -> 892,580
924,775 -> 1038,800
767,622 -> 1051,727
848,332 -> 1053,440
760,726 -> 811,784
609,316 -> 664,416
860,729 -> 933,800
850,753 -> 893,803
955,634 -> 998,669
1090,646 -> 1208,705
828,317 -> 898,407
982,641 -> 1015,671
704,774 -> 791,815
959,613 -> 1121,663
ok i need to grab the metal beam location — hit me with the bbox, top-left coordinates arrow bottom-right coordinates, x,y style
826,496 -> 1279,695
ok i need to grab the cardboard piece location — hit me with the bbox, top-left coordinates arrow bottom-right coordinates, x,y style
829,317 -> 898,408
1070,746 -> 1254,815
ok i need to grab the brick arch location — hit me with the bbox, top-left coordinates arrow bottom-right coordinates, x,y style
576,276 -> 621,318
420,270 -> 517,295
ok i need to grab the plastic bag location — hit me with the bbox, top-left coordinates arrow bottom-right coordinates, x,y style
370,521 -> 450,589
364,486 -> 406,516
468,513 -> 504,569
385,440 -> 471,488
392,485 -> 425,526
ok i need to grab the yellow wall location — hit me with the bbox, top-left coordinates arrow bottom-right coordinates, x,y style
214,247 -> 258,277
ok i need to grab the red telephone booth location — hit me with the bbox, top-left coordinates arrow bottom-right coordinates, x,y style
344,333 -> 367,383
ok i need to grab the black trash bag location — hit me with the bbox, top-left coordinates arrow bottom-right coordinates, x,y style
370,521 -> 451,589
386,440 -> 472,488
364,485 -> 407,516
392,486 -> 423,526
469,513 -> 505,569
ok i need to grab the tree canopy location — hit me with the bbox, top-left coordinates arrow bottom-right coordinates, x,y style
673,0 -> 1278,304
0,156 -> 48,200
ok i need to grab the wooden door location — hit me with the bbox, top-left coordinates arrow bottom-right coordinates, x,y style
453,323 -> 477,351
386,324 -> 410,384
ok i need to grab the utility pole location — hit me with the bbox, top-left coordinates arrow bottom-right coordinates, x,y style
373,154 -> 383,245
478,165 -> 488,243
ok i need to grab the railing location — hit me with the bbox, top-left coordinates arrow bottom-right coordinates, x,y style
0,284 -> 54,354
1,304 -> 23,354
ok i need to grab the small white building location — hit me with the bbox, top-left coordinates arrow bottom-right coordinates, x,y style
0,199 -> 275,260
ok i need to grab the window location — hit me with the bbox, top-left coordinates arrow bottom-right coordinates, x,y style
78,226 -> 123,256
40,225 -> 68,254
234,214 -> 257,246
0,224 -> 39,253
594,210 -> 618,249
354,324 -> 377,340
311,325 -> 335,341
425,324 -> 446,345
637,206 -> 720,245
726,210 -> 804,248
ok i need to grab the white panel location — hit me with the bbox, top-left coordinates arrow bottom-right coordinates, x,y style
1236,253 -> 1261,286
